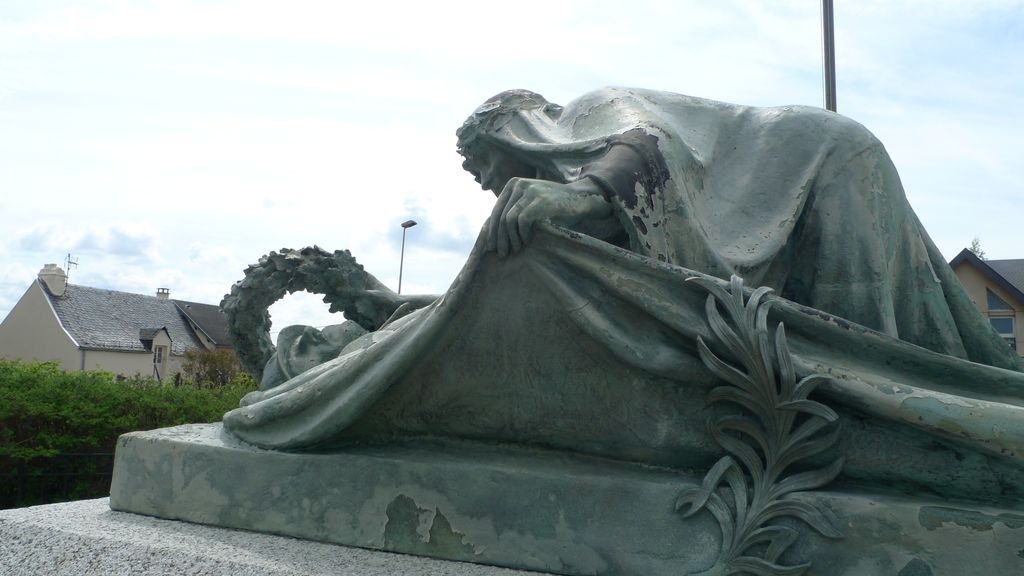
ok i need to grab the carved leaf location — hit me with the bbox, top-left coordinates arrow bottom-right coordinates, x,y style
674,487 -> 703,517
729,556 -> 810,576
756,498 -> 844,539
737,524 -> 798,561
687,276 -> 732,307
711,427 -> 765,490
705,294 -> 757,372
793,374 -> 832,400
769,457 -> 846,501
723,464 -> 749,530
777,399 -> 839,422
676,456 -> 737,517
697,337 -> 756,392
774,324 -> 795,398
785,415 -> 830,448
705,492 -> 736,555
707,386 -> 762,415
750,287 -> 778,392
729,276 -> 747,328
717,415 -> 770,461
764,526 -> 800,563
744,286 -> 775,338
776,430 -> 841,474
756,326 -> 776,397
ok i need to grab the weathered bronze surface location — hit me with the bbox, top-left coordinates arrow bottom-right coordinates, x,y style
114,88 -> 1024,575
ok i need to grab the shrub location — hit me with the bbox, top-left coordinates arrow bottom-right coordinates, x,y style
178,348 -> 246,388
0,359 -> 256,508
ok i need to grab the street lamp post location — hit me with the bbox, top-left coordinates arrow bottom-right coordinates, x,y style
398,219 -> 417,294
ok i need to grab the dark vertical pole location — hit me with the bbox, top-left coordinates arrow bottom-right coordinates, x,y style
822,0 -> 837,112
398,219 -> 417,295
398,228 -> 408,295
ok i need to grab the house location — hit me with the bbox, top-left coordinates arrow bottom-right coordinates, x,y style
0,264 -> 232,379
950,248 -> 1024,357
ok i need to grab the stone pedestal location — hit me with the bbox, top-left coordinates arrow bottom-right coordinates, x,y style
0,498 -> 541,576
106,424 -> 1024,576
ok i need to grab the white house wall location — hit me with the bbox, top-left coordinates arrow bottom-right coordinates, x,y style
82,349 -> 154,377
78,350 -> 187,379
0,281 -> 190,379
953,263 -> 1023,357
82,332 -> 184,379
0,282 -> 81,370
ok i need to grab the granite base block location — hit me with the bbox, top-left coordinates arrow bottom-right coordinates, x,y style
0,498 -> 541,576
109,424 -> 1024,576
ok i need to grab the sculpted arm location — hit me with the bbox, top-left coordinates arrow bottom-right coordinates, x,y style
486,141 -> 652,256
487,177 -> 613,257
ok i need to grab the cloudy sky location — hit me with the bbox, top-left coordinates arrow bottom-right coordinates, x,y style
1,0 -> 1021,339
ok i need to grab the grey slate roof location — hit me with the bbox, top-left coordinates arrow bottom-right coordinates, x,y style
172,300 -> 231,347
43,281 -> 206,355
949,249 -> 1024,305
987,259 -> 1024,296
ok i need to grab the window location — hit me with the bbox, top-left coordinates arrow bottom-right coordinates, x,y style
990,317 -> 1016,351
987,289 -> 1013,311
153,345 -> 166,365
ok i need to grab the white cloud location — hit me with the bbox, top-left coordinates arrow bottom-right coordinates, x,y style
1,0 -> 1022,334
0,262 -> 38,319
15,221 -> 161,261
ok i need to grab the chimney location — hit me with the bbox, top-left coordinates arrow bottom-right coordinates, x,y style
38,263 -> 67,297
157,288 -> 170,300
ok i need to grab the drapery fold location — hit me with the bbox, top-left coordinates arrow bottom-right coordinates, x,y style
459,88 -> 1019,368
223,88 -> 1024,497
224,224 -> 1024,469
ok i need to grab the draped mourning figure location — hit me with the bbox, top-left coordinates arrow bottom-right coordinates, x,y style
221,87 -> 1024,506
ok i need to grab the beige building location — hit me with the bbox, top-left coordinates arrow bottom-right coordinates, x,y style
0,264 -> 232,379
950,249 -> 1024,358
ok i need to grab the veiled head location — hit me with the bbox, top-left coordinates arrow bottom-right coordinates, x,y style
457,89 -> 563,192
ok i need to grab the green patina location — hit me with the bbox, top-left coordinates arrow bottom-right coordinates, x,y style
896,558 -> 934,576
919,506 -> 1024,532
109,88 -> 1024,575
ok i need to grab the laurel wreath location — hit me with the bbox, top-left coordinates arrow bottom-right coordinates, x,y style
219,246 -> 390,381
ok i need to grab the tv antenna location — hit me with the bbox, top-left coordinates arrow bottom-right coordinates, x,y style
63,253 -> 78,287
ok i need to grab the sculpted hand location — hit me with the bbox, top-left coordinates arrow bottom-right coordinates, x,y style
487,177 -> 612,257
346,288 -> 438,331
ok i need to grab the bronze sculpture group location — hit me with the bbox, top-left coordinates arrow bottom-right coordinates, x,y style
115,88 -> 1024,576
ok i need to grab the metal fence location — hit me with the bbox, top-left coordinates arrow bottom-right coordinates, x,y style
0,453 -> 115,509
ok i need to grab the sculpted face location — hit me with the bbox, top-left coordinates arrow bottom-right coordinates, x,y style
472,146 -> 536,196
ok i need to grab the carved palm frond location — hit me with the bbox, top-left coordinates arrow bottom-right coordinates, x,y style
677,276 -> 844,576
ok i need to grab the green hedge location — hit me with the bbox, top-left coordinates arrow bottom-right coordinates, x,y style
0,359 -> 256,508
